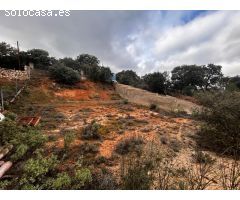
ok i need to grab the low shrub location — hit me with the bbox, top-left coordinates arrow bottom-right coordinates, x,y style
169,139 -> 182,152
196,91 -> 240,155
90,168 -> 118,189
81,120 -> 102,140
120,154 -> 154,190
115,136 -> 144,155
160,136 -> 168,145
79,142 -> 99,154
63,131 -> 76,151
0,120 -> 47,161
4,111 -> 17,121
192,151 -> 215,164
18,151 -> 59,189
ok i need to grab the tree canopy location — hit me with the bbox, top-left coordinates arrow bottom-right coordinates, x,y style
0,42 -> 27,70
49,63 -> 80,85
116,70 -> 141,87
76,54 -> 100,67
59,57 -> 80,70
142,72 -> 167,94
27,49 -> 52,69
171,64 -> 223,93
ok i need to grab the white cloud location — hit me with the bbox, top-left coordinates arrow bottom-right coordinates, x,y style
0,11 -> 240,76
144,11 -> 240,76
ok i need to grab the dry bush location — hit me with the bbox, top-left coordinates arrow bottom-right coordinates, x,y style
79,142 -> 99,155
119,140 -> 217,190
90,168 -> 118,189
169,138 -> 182,152
183,162 -> 216,190
218,157 -> 240,190
115,136 -> 144,155
120,155 -> 153,190
155,158 -> 175,189
81,120 -> 102,140
192,150 -> 215,164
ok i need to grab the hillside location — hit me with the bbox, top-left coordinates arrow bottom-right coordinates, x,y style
0,69 -> 238,189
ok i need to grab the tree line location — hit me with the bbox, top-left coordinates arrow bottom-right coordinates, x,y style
116,65 -> 240,96
1,41 -> 239,94
0,42 -> 112,84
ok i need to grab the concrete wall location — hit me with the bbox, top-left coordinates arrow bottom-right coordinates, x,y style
115,83 -> 200,114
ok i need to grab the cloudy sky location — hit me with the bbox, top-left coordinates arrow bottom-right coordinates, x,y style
0,10 -> 240,76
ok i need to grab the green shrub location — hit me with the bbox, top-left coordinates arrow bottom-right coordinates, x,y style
72,168 -> 92,189
46,172 -> 72,190
49,63 -> 80,85
0,120 -> 47,161
63,131 -> 76,151
182,85 -> 195,96
19,152 -> 59,189
4,111 -> 17,121
196,91 -> 240,155
11,144 -> 29,161
0,180 -> 12,189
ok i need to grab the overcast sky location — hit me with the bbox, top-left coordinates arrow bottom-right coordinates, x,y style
0,10 -> 240,76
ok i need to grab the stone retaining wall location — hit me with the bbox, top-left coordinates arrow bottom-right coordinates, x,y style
0,67 -> 29,80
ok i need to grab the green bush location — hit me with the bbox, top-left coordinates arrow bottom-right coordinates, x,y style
72,168 -> 92,189
63,131 -> 76,151
4,111 -> 17,121
17,150 -> 92,189
0,120 -> 47,161
45,172 -> 72,190
19,152 -> 59,189
49,63 -> 80,85
10,144 -> 29,161
182,85 -> 195,96
196,91 -> 240,155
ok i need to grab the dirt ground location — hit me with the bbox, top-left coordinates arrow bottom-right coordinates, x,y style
6,70 -> 234,189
